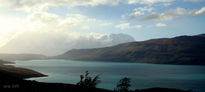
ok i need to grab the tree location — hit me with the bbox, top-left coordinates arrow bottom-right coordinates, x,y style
114,77 -> 131,92
76,71 -> 100,88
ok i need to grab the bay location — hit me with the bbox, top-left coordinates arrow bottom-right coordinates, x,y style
13,59 -> 205,92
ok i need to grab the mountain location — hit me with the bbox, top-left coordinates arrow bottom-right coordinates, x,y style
0,54 -> 48,61
55,34 -> 205,65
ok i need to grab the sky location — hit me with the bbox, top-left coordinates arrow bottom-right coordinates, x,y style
0,0 -> 205,56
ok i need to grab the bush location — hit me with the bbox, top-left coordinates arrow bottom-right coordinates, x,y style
76,71 -> 100,88
114,77 -> 131,92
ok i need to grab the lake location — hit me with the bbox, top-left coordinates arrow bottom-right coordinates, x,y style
12,59 -> 205,92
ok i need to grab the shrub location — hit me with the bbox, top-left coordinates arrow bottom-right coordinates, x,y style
76,71 -> 100,88
114,77 -> 131,92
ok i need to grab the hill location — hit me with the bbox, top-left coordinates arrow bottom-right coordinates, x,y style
0,53 -> 47,61
55,34 -> 205,65
0,59 -> 46,79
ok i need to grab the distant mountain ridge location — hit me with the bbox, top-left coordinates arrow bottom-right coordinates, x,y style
0,54 -> 47,61
55,34 -> 205,65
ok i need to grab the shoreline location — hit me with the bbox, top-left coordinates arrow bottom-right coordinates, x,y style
0,59 -> 194,92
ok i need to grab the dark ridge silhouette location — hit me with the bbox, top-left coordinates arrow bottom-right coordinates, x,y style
55,34 -> 205,65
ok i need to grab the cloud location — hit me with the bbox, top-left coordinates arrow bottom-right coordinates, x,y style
183,0 -> 205,2
0,12 -> 134,56
133,25 -> 142,29
156,23 -> 167,27
127,0 -> 173,4
115,23 -> 142,30
0,0 -> 122,12
26,11 -> 104,32
140,6 -> 205,21
0,0 -> 203,12
142,7 -> 186,21
163,3 -> 172,6
128,6 -> 153,19
80,25 -> 91,30
0,0 -> 180,12
127,0 -> 204,4
115,23 -> 131,30
134,7 -> 153,12
128,11 -> 145,19
192,6 -> 205,16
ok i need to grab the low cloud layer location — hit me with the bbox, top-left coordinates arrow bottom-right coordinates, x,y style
0,32 -> 135,56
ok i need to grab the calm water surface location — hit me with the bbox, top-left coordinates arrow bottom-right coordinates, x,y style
13,59 -> 205,92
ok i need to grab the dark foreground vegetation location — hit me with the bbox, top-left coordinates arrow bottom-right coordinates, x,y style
0,77 -> 192,92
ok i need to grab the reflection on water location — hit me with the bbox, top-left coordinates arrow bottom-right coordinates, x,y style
13,59 -> 205,92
